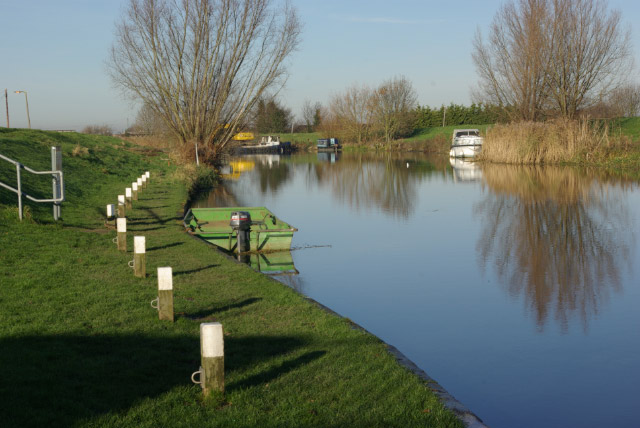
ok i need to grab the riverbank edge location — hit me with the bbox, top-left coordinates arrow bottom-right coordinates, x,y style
296,292 -> 489,428
189,232 -> 489,428
0,128 -> 471,427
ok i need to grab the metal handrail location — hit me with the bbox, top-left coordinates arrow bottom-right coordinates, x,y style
0,151 -> 64,220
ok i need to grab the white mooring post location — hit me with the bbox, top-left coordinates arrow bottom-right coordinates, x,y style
116,218 -> 127,252
153,267 -> 174,322
106,204 -> 115,218
117,194 -> 126,217
125,187 -> 132,209
131,236 -> 146,278
106,204 -> 116,227
132,182 -> 138,201
191,322 -> 224,395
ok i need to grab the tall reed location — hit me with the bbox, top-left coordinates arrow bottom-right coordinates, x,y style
479,119 -> 612,164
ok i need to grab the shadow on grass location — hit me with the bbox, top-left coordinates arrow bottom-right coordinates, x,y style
141,207 -> 181,225
147,242 -> 184,252
131,226 -> 164,231
174,264 -> 219,276
0,334 -> 197,428
228,351 -> 326,391
184,297 -> 262,320
0,333 -> 309,427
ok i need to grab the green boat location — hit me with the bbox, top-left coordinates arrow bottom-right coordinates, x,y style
183,207 -> 297,253
249,251 -> 298,275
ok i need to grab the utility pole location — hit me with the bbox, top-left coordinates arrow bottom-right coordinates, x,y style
15,90 -> 30,129
4,89 -> 9,128
442,106 -> 447,127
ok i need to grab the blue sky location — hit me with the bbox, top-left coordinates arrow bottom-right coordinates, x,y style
1,0 -> 639,131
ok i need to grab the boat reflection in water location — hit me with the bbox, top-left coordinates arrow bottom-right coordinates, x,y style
317,151 -> 340,163
236,250 -> 299,276
449,158 -> 483,183
476,164 -> 633,332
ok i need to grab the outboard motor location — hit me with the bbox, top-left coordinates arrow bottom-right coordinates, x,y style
230,211 -> 252,254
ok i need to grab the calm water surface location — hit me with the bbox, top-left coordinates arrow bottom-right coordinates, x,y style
194,152 -> 640,428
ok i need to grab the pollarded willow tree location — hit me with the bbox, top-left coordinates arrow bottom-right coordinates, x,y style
108,0 -> 300,163
473,0 -> 632,121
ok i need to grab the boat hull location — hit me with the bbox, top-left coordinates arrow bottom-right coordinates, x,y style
184,207 -> 297,252
449,144 -> 482,158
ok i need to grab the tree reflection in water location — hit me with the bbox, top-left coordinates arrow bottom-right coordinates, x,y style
476,165 -> 633,332
311,153 -> 441,218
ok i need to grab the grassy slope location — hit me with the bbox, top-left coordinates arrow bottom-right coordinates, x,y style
613,117 -> 640,141
0,129 -> 463,428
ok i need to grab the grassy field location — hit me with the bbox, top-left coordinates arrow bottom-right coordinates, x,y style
0,129 -> 465,428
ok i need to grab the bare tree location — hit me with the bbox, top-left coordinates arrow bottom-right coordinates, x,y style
301,99 -> 321,132
82,124 -> 114,136
472,0 -> 551,121
473,0 -> 632,120
329,84 -> 374,144
369,76 -> 417,144
130,102 -> 169,135
108,0 -> 300,164
606,83 -> 640,117
547,0 -> 632,118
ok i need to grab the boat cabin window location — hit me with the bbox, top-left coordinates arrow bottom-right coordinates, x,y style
455,130 -> 479,137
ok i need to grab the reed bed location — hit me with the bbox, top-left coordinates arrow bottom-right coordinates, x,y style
479,119 -> 614,164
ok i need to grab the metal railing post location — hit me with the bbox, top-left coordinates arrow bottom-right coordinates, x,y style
16,163 -> 22,221
51,146 -> 62,220
1,150 -> 65,221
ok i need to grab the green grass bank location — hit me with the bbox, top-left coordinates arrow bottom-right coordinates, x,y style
0,129 -> 467,428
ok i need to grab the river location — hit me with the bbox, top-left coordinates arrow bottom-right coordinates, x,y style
193,152 -> 640,428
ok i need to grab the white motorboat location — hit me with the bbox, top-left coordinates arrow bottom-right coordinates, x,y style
449,129 -> 483,158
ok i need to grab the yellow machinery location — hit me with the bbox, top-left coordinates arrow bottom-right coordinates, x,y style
232,132 -> 255,141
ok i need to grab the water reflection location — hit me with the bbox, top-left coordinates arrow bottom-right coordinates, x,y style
449,158 -> 483,183
476,165 -> 633,332
310,154 -> 440,218
251,155 -> 292,195
317,151 -> 341,163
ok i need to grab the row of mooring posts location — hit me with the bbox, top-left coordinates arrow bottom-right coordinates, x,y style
105,170 -> 225,395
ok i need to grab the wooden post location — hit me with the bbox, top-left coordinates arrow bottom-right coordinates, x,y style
116,218 -> 127,252
145,171 -> 150,181
157,267 -> 174,322
117,195 -> 126,218
141,175 -> 147,189
137,177 -> 143,192
132,182 -> 138,201
133,236 -> 146,278
200,322 -> 224,394
125,187 -> 132,209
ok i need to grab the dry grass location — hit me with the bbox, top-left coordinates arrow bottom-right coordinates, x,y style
479,119 -> 617,164
71,145 -> 89,157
